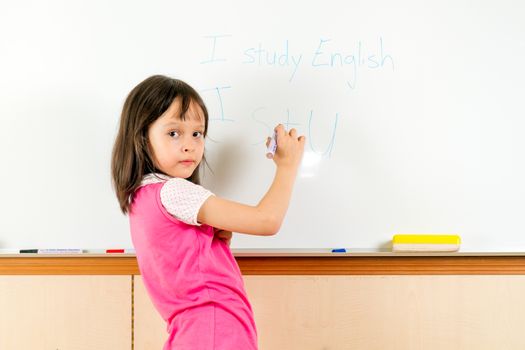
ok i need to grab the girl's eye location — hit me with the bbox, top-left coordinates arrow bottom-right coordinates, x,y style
193,131 -> 203,138
168,131 -> 180,138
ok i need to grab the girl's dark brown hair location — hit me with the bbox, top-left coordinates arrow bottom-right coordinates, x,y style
111,75 -> 209,215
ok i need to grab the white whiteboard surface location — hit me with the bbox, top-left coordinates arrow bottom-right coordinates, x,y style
1,0 -> 524,252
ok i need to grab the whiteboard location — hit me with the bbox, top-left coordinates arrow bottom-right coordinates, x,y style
1,0 -> 524,252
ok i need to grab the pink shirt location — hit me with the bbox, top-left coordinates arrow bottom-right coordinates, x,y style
129,175 -> 258,349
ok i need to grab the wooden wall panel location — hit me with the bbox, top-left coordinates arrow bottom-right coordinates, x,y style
0,275 -> 131,350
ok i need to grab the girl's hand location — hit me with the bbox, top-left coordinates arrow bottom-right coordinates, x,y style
266,124 -> 306,170
214,228 -> 232,247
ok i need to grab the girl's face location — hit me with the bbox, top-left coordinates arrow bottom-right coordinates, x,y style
147,97 -> 206,179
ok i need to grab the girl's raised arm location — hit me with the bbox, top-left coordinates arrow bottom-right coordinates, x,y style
197,124 -> 305,236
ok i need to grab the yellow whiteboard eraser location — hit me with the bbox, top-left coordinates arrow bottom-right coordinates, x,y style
392,234 -> 461,252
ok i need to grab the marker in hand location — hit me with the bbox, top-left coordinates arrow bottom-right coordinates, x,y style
266,131 -> 277,159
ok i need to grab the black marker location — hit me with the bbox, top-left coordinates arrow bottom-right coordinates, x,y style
19,249 -> 38,253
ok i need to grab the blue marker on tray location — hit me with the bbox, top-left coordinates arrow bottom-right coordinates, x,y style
331,248 -> 346,253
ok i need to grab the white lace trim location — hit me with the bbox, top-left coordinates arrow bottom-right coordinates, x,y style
139,173 -> 172,187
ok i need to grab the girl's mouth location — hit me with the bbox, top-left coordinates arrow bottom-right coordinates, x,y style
179,160 -> 195,166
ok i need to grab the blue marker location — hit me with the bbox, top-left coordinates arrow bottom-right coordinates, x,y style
266,131 -> 277,159
331,248 -> 346,253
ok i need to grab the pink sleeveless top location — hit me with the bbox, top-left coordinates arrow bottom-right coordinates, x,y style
129,181 -> 258,349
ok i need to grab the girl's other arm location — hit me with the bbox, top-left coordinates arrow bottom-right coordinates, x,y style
197,124 -> 305,236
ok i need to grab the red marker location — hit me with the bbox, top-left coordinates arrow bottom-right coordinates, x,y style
106,249 -> 125,253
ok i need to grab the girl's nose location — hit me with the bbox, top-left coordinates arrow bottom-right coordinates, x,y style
182,138 -> 195,152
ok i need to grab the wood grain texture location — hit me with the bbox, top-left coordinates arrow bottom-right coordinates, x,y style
245,275 -> 525,350
133,275 -> 525,350
0,276 -> 131,350
2,256 -> 525,275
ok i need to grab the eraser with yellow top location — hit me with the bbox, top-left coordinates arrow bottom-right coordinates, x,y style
392,234 -> 461,252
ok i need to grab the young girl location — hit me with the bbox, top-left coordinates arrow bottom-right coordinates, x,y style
111,75 -> 305,349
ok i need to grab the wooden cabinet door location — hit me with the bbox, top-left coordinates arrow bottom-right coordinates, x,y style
245,275 -> 525,350
133,275 -> 167,349
0,275 -> 131,350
